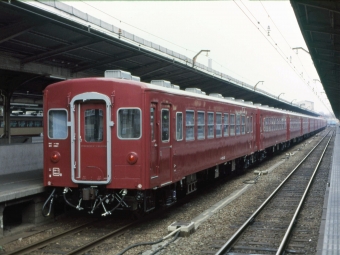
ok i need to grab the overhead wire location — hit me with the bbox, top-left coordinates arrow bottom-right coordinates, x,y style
79,0 -> 322,107
233,1 -> 297,74
259,0 -> 314,87
80,0 -> 196,54
234,0 -> 315,96
259,0 -> 327,112
80,0 -> 250,83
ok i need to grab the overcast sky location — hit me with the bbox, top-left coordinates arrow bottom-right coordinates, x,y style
63,0 -> 333,116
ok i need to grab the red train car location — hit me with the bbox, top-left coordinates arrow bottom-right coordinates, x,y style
42,70 -> 326,216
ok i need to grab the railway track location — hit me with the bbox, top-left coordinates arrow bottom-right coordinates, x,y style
2,131 -> 330,255
4,217 -> 135,255
213,130 -> 333,255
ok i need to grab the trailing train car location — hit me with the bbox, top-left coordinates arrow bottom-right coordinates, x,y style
42,70 -> 326,216
257,106 -> 288,153
0,115 -> 43,136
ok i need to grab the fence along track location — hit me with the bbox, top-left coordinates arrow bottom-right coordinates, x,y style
215,130 -> 334,255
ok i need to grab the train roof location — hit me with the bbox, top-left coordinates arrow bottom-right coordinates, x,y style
138,80 -> 322,119
48,72 -> 324,120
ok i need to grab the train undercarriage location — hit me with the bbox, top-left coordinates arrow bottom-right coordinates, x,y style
42,133 -> 320,217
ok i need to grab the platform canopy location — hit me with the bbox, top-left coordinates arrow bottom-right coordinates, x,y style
291,0 -> 340,119
0,0 -> 320,116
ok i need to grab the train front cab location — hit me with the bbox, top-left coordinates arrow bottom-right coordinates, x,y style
44,79 -> 149,215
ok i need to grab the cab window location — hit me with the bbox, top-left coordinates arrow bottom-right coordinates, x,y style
48,109 -> 68,139
85,109 -> 103,142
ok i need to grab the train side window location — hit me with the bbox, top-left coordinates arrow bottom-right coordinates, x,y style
207,112 -> 214,138
10,121 -> 18,128
246,116 -> 250,133
224,113 -> 229,137
250,116 -> 253,133
197,111 -> 205,139
118,108 -> 141,139
236,114 -> 240,135
186,110 -> 194,141
216,113 -> 222,137
176,112 -> 183,141
241,115 -> 246,134
279,118 -> 281,130
230,114 -> 235,136
48,109 -> 68,139
161,109 -> 170,142
267,118 -> 270,132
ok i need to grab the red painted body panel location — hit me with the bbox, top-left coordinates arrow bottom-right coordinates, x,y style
43,78 -> 326,192
258,109 -> 287,151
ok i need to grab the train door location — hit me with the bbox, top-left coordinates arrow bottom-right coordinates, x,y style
159,104 -> 172,184
259,114 -> 264,150
251,113 -> 256,151
150,103 -> 159,179
70,93 -> 113,184
286,116 -> 290,141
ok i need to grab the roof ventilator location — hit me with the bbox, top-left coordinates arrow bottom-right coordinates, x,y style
132,76 -> 140,82
225,97 -> 235,101
209,93 -> 223,99
151,80 -> 172,88
104,70 -> 140,81
185,88 -> 205,94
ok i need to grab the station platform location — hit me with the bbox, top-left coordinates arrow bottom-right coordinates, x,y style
0,169 -> 45,238
0,169 -> 44,203
317,127 -> 340,255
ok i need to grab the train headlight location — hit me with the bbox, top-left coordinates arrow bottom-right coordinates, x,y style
127,152 -> 138,165
50,151 -> 61,163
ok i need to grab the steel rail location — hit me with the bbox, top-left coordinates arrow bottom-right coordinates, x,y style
5,220 -> 99,255
276,130 -> 334,254
215,130 -> 332,255
64,221 -> 137,255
